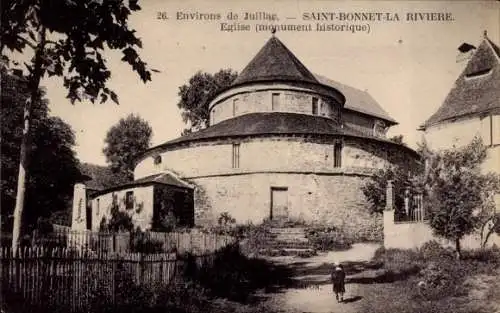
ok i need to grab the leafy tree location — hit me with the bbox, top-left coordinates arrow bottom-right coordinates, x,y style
388,135 -> 405,145
103,114 -> 152,181
177,69 -> 238,133
2,0 -> 153,248
423,137 -> 500,259
1,71 -> 81,232
361,166 -> 413,215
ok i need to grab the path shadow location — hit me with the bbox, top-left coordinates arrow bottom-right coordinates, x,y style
282,259 -> 385,287
341,296 -> 363,303
346,266 -> 420,284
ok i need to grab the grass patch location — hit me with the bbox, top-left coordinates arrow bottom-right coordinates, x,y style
356,242 -> 500,313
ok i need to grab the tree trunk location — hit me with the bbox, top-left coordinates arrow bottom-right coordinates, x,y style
455,238 -> 462,260
11,27 -> 46,251
11,98 -> 34,251
483,229 -> 494,249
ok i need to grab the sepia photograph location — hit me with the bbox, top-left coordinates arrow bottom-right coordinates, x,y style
1,0 -> 499,312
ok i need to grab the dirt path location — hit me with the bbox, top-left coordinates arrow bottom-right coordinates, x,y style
263,243 -> 381,313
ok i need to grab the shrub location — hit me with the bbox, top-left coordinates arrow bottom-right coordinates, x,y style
217,212 -> 236,226
305,226 -> 353,251
413,257 -> 469,301
238,223 -> 273,255
192,244 -> 293,301
419,240 -> 454,260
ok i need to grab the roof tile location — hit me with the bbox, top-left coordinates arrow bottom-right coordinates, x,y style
232,36 -> 318,86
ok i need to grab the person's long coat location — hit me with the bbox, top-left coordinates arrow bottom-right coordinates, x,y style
331,267 -> 346,293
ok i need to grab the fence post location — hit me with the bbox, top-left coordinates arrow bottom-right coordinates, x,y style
139,253 -> 145,285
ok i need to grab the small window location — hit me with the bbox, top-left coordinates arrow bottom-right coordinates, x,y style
232,143 -> 240,168
272,93 -> 280,111
210,108 -> 215,125
334,142 -> 342,168
154,155 -> 162,165
96,198 -> 100,215
232,98 -> 239,116
312,97 -> 319,115
125,191 -> 134,210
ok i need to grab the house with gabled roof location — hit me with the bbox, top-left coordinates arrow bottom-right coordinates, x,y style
419,31 -> 500,176
386,31 -> 500,250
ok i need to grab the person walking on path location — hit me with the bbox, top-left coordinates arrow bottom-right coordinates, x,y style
331,262 -> 346,303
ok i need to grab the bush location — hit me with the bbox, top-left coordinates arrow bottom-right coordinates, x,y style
419,240 -> 454,260
305,226 -> 353,251
413,257 -> 469,301
192,244 -> 294,301
238,223 -> 273,255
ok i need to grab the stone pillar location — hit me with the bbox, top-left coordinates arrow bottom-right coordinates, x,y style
385,180 -> 394,211
71,183 -> 87,230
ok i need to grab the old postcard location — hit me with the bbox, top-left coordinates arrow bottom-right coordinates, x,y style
1,0 -> 499,312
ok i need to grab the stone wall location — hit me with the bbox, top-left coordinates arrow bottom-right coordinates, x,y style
191,172 -> 379,235
383,210 -> 500,250
90,186 -> 154,231
210,87 -> 341,125
134,136 -> 418,180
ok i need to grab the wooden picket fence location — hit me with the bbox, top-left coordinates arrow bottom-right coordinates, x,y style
28,229 -> 234,254
0,245 -> 224,312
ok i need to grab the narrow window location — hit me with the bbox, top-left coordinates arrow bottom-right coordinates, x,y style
232,143 -> 240,168
210,108 -> 216,125
272,93 -> 280,111
96,198 -> 100,215
232,98 -> 239,116
312,97 -> 319,115
125,191 -> 134,210
334,142 -> 342,168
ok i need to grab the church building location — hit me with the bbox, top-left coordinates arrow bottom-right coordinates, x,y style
75,35 -> 420,233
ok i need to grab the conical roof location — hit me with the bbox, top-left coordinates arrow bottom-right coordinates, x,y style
232,36 -> 319,86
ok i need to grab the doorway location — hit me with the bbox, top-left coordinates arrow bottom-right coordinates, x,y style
270,187 -> 288,220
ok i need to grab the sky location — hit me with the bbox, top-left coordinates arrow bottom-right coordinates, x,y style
43,0 -> 499,166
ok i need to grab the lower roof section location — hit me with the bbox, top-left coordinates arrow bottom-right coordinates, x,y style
91,172 -> 193,197
138,112 -> 419,161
